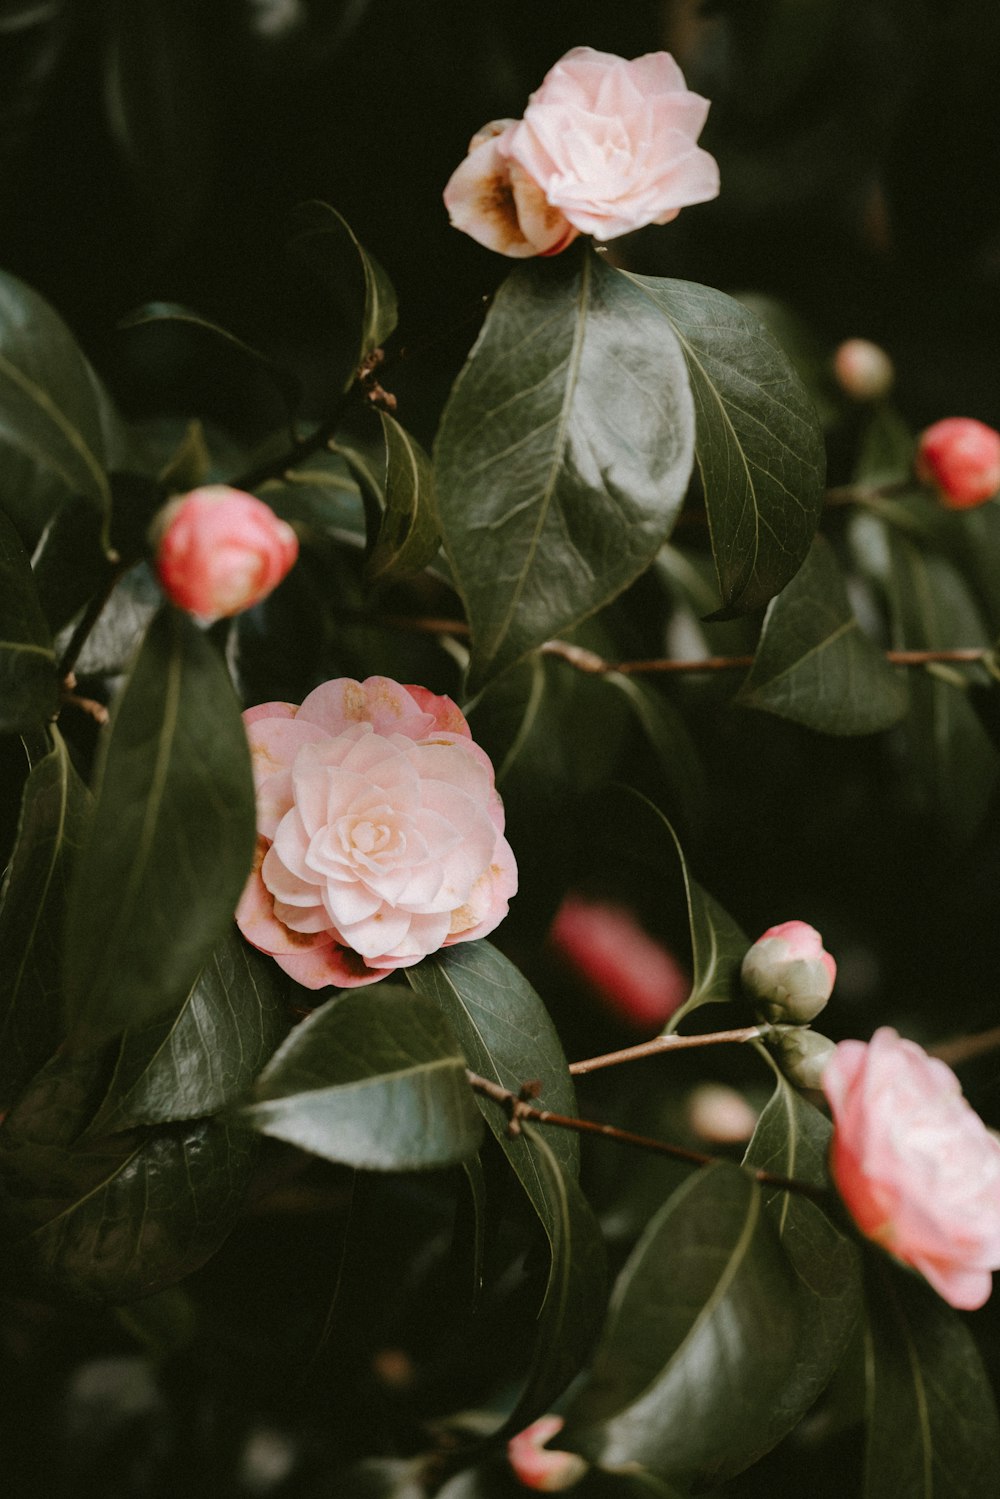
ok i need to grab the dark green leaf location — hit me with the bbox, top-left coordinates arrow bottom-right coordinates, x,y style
30,494 -> 114,635
242,985 -> 482,1171
0,269 -> 123,545
601,789 -> 747,1033
0,729 -> 89,1110
742,1070 -> 863,1466
739,534 -> 908,734
623,274 -> 826,616
603,673 -> 707,829
406,942 -> 606,1426
67,561 -> 161,679
886,532 -> 997,840
261,448 -> 366,548
64,605 -> 256,1042
564,1163 -> 802,1488
87,929 -> 292,1133
0,507 -> 58,731
0,1044 -> 256,1306
366,411 -> 441,582
434,249 -> 695,689
118,305 -> 301,423
864,1264 -> 1000,1499
287,200 -> 398,387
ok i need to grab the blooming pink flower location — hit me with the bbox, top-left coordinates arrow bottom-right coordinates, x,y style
740,920 -> 836,1024
236,678 -> 517,989
824,1027 -> 1000,1309
153,485 -> 298,621
444,47 -> 719,257
915,417 -> 1000,510
548,893 -> 689,1031
508,1416 -> 587,1492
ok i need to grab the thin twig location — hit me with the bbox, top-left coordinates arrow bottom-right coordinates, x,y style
930,1024 -> 1000,1068
569,1026 -> 767,1076
466,1071 -> 827,1202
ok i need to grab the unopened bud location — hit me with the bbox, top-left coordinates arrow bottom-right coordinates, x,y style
152,485 -> 299,623
773,1027 -> 837,1089
741,921 -> 836,1025
832,338 -> 894,402
687,1083 -> 758,1144
915,418 -> 1000,510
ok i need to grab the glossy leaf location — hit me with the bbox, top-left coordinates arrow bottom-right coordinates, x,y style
0,1044 -> 256,1306
0,269 -> 122,545
365,411 -> 441,582
739,535 -> 908,734
741,1071 -> 862,1466
864,1263 -> 1000,1499
286,200 -> 399,387
563,1162 -> 802,1487
600,789 -> 747,1034
0,507 -> 58,732
87,930 -> 292,1134
64,605 -> 256,1042
242,985 -> 481,1171
0,729 -> 89,1110
434,249 -> 695,689
262,448 -> 367,548
29,494 -> 114,635
623,274 -> 826,616
406,942 -> 607,1427
603,673 -> 707,829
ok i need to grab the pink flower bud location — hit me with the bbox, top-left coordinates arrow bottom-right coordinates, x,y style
548,894 -> 690,1031
687,1083 -> 758,1144
915,418 -> 1000,510
832,338 -> 894,402
508,1416 -> 587,1492
824,1028 -> 1000,1309
740,921 -> 836,1025
152,485 -> 299,621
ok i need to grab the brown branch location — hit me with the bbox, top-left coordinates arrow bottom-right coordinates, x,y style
930,1024 -> 1000,1068
466,1070 -> 827,1202
569,1026 -> 767,1076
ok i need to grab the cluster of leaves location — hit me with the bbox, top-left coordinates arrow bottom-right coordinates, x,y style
2,146 -> 1000,1499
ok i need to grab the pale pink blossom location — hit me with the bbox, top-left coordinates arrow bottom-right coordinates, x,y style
508,1416 -> 587,1492
824,1027 -> 1000,1309
740,920 -> 836,1024
915,417 -> 1000,510
236,678 -> 517,989
548,893 -> 689,1031
153,485 -> 298,621
444,47 -> 719,257
832,338 -> 894,402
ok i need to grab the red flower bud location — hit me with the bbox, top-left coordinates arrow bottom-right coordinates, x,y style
548,894 -> 690,1031
152,485 -> 298,621
915,418 -> 1000,510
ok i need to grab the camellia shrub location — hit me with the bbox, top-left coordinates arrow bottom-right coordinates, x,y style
2,5 -> 1000,1497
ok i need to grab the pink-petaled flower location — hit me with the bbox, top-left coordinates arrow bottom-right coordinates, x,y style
508,1416 -> 587,1492
153,485 -> 298,621
832,338 -> 894,403
236,678 -> 517,989
549,893 -> 690,1031
915,417 -> 1000,510
824,1028 -> 1000,1309
740,920 -> 836,1025
444,47 -> 719,257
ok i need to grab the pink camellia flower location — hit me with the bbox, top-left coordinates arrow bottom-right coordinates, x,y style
153,485 -> 298,621
823,1027 -> 1000,1309
444,47 -> 719,257
548,893 -> 690,1031
508,1416 -> 587,1492
740,920 -> 836,1025
236,677 -> 517,989
915,417 -> 1000,510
